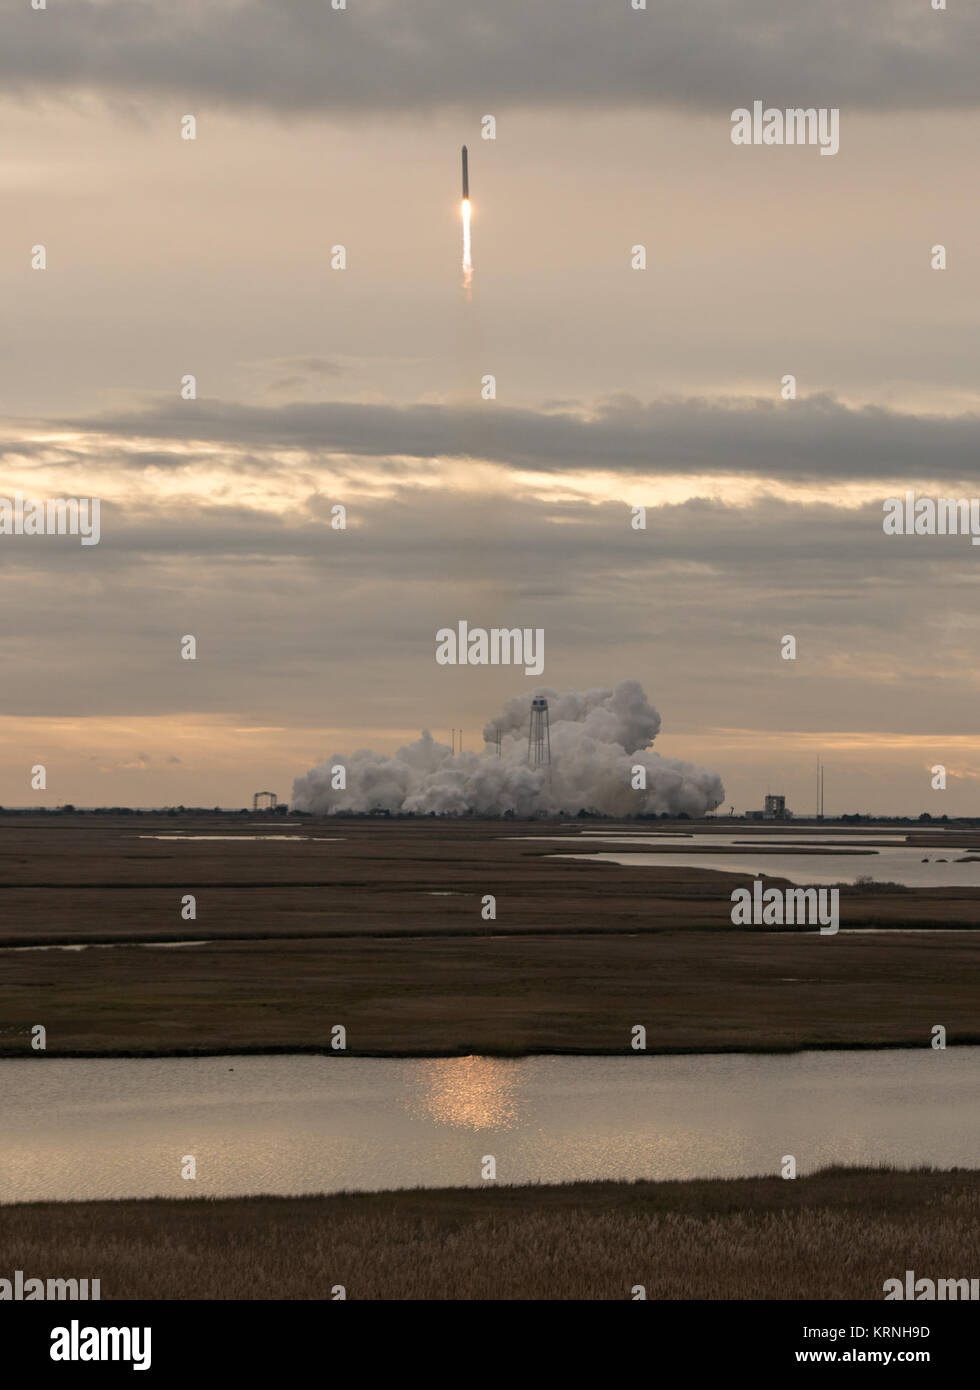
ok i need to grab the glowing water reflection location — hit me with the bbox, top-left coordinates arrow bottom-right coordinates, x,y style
0,1050 -> 976,1203
411,1056 -> 522,1130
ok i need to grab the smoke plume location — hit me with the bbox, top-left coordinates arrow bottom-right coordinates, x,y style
291,680 -> 724,818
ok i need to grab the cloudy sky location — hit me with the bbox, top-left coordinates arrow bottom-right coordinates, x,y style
2,0 -> 979,814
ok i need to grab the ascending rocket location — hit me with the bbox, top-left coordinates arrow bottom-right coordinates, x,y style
460,145 -> 473,290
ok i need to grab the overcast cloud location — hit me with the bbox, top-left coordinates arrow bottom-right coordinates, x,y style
2,2 -> 978,815
17,392 -> 978,484
2,1 -> 978,113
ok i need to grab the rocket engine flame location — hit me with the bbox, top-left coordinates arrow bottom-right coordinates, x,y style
461,198 -> 472,292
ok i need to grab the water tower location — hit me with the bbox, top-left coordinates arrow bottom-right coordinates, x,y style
527,697 -> 551,768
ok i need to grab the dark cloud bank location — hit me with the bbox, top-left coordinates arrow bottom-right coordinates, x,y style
4,1 -> 977,113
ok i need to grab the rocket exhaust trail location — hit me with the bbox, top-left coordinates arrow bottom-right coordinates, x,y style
461,200 -> 472,291
460,145 -> 472,293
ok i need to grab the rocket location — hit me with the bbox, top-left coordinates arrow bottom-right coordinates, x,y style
461,145 -> 469,200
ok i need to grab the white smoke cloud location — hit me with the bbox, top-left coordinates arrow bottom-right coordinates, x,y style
291,680 -> 725,818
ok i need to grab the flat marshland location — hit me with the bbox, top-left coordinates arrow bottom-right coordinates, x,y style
0,815 -> 978,1056
3,1168 -> 975,1300
2,817 -> 976,1302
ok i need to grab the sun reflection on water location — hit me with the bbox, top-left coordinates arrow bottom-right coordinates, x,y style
411,1056 -> 523,1130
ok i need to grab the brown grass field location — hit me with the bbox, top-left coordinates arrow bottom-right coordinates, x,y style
1,814 -> 978,1056
2,820 -> 976,1304
2,1167 -> 975,1300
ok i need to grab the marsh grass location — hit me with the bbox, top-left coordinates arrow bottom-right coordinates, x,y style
1,1167 -> 975,1300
